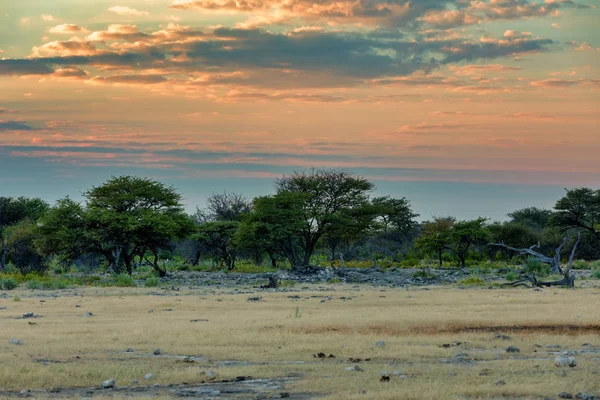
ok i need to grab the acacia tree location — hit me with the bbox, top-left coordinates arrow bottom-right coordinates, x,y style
416,217 -> 454,268
275,169 -> 374,269
37,177 -> 190,275
551,188 -> 600,240
416,217 -> 488,268
371,196 -> 419,239
236,192 -> 308,269
0,197 -> 49,271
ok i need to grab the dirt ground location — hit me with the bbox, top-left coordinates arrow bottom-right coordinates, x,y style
0,284 -> 599,399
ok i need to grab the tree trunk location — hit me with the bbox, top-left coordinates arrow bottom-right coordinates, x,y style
113,247 -> 122,274
0,237 -> 6,272
438,249 -> 442,268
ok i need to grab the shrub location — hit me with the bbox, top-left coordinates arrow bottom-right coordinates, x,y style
592,269 -> 600,280
458,276 -> 486,286
505,271 -> 519,282
0,278 -> 18,290
525,257 -> 550,276
26,280 -> 43,290
145,276 -> 161,287
573,259 -> 589,270
115,273 -> 136,287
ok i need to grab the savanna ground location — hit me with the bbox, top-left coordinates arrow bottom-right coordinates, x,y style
1,283 -> 599,400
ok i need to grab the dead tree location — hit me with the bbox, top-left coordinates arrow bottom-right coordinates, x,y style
489,233 -> 581,288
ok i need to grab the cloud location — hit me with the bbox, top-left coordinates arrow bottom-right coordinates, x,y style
49,24 -> 89,34
171,0 -> 589,29
108,6 -> 150,16
0,21 -> 557,90
530,78 -> 583,87
19,17 -> 31,25
0,121 -> 34,131
40,14 -> 56,21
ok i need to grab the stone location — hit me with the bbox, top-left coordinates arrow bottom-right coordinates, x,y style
555,356 -> 577,368
547,344 -> 561,349
9,338 -> 24,345
196,389 -> 220,396
18,389 -> 30,398
22,312 -> 34,318
494,334 -> 512,341
206,369 -> 216,379
558,393 -> 573,399
84,312 -> 93,317
575,393 -> 595,400
131,379 -> 138,384
375,341 -> 385,348
153,348 -> 161,355
100,378 -> 115,389
393,370 -> 403,376
345,365 -> 364,372
506,346 -> 520,353
144,373 -> 153,380
125,348 -> 134,353
495,380 -> 506,386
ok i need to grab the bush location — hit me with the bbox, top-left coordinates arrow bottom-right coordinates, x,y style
0,278 -> 18,290
412,269 -> 436,279
505,271 -> 519,282
115,273 -> 136,287
592,269 -> 600,280
145,276 -> 161,287
458,276 -> 486,286
525,257 -> 550,276
26,280 -> 43,290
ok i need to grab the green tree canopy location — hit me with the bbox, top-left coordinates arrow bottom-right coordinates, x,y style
275,168 -> 374,268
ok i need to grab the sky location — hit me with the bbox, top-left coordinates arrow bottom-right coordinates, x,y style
0,0 -> 599,221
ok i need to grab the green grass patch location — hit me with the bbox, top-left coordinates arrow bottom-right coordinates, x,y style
144,276 -> 161,287
114,273 -> 136,287
457,276 -> 487,286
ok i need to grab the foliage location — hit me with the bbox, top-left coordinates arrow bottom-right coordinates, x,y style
505,271 -> 519,282
457,276 -> 486,286
0,278 -> 18,290
371,196 -> 419,239
145,276 -> 161,287
193,221 -> 240,270
508,207 -> 553,232
415,217 -> 454,267
0,196 -> 49,272
275,168 -> 374,269
115,273 -> 136,287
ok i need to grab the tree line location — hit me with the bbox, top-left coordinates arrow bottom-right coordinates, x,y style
1,169 -> 598,276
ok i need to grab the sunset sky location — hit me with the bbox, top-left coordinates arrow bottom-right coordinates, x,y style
1,0 -> 599,220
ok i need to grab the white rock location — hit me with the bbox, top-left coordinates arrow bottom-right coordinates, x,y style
554,356 -> 577,368
100,378 -> 115,389
144,373 -> 153,380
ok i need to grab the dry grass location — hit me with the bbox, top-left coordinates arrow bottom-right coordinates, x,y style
0,285 -> 599,399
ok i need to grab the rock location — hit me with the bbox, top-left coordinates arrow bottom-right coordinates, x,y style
558,393 -> 574,399
345,365 -> 364,372
575,393 -> 595,400
506,346 -> 520,353
206,369 -> 216,379
247,296 -> 262,302
84,312 -> 93,317
125,348 -> 135,353
75,304 -> 81,308
22,312 -> 34,318
547,344 -> 561,349
153,348 -> 161,355
0,306 -> 7,310
380,375 -> 390,382
555,356 -> 577,368
144,373 -> 153,380
448,372 -> 457,377
100,378 -> 115,389
380,370 -> 389,377
9,338 -> 24,345
183,356 -> 195,363
448,352 -> 474,364
393,370 -> 403,376
131,379 -> 138,384
495,380 -> 506,386
18,389 -> 30,398
533,344 -> 543,348
494,334 -> 512,341
196,389 -> 220,396
375,341 -> 385,348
